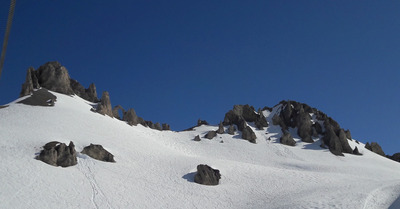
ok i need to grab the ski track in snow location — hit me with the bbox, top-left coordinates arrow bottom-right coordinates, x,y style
77,157 -> 113,209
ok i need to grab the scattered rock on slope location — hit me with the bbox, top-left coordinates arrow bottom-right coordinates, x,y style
242,126 -> 257,143
227,124 -> 236,135
280,130 -> 296,146
36,141 -> 77,167
81,144 -> 115,162
205,131 -> 217,139
194,135 -> 201,141
194,164 -> 221,186
217,122 -> 224,134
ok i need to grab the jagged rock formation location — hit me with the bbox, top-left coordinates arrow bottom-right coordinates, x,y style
96,91 -> 113,117
36,141 -> 77,167
205,131 -> 217,139
197,119 -> 209,126
20,62 -> 99,103
365,142 -> 385,156
388,153 -> 400,162
154,122 -> 162,131
280,130 -> 296,146
222,104 -> 268,143
112,105 -> 125,119
123,108 -> 142,126
194,164 -> 221,186
273,101 -> 354,156
18,88 -> 57,106
81,144 -> 115,162
242,126 -> 257,143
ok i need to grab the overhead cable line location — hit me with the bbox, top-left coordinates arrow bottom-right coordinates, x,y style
0,0 -> 16,80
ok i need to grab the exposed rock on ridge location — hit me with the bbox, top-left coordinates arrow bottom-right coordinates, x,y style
20,62 -> 99,103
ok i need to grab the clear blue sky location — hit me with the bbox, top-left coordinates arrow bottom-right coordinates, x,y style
0,1 -> 399,155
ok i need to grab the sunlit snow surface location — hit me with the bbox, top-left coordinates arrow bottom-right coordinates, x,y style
1,92 -> 400,209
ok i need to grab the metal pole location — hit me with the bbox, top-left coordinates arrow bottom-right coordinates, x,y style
0,0 -> 16,80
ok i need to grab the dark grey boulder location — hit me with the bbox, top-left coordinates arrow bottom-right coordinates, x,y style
338,129 -> 353,154
162,123 -> 171,130
365,142 -> 386,156
96,91 -> 113,117
323,124 -> 344,156
227,124 -> 236,135
194,164 -> 221,186
18,88 -> 57,106
205,131 -> 217,139
217,122 -> 224,134
242,126 -> 257,143
194,135 -> 201,141
81,144 -> 115,162
353,147 -> 362,155
280,130 -> 296,146
297,107 -> 313,143
37,141 -> 77,167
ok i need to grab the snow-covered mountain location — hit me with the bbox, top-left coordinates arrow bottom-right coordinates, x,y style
1,62 -> 400,208
1,90 -> 400,209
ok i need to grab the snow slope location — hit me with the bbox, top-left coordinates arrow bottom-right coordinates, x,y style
1,92 -> 400,209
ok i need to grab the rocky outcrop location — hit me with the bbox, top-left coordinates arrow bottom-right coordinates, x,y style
112,105 -> 125,119
36,141 -> 77,167
123,108 -> 140,126
280,130 -> 296,146
18,88 -> 57,106
297,106 -> 313,143
242,126 -> 257,143
162,123 -> 170,130
81,144 -> 115,162
19,62 -> 99,102
96,91 -> 113,117
154,122 -> 162,131
273,100 -> 354,156
217,122 -> 224,134
20,67 -> 37,97
205,131 -> 217,139
388,153 -> 400,162
197,119 -> 209,126
227,124 -> 236,135
365,142 -> 385,156
223,105 -> 260,131
35,62 -> 74,95
194,164 -> 221,186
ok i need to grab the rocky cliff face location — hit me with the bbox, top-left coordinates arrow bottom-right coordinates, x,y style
20,61 -> 99,103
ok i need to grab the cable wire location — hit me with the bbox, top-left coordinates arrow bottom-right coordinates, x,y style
0,0 -> 16,80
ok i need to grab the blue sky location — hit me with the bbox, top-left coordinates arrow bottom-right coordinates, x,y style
0,1 -> 399,155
